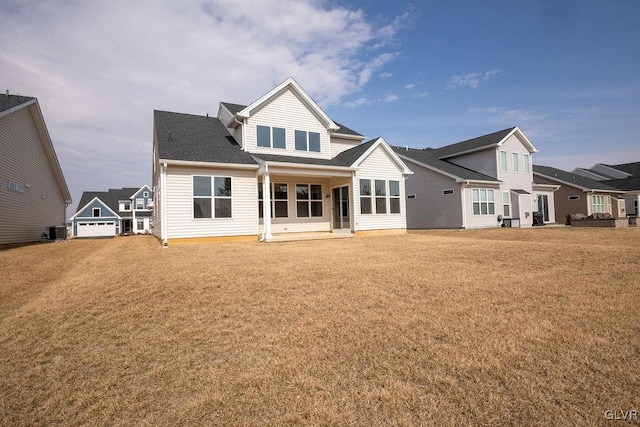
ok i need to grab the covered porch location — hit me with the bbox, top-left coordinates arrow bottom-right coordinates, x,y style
256,159 -> 357,242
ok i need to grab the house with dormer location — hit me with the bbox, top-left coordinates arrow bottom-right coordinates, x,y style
152,77 -> 412,245
393,127 -> 557,228
69,185 -> 153,237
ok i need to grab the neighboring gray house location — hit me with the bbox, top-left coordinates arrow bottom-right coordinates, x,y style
69,185 -> 153,237
533,165 -> 626,221
572,161 -> 640,216
393,127 -> 557,229
0,93 -> 72,244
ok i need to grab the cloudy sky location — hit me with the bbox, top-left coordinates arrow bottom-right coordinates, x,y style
2,0 -> 639,212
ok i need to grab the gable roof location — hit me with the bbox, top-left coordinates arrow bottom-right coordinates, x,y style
601,176 -> 640,191
533,165 -> 623,192
393,146 -> 499,183
236,77 -> 340,132
154,110 -> 256,165
433,127 -> 537,159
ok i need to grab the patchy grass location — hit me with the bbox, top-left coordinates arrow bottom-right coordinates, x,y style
1,228 -> 638,426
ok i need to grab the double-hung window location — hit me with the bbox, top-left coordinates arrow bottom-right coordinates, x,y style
472,189 -> 495,215
193,176 -> 232,218
523,154 -> 530,174
294,130 -> 321,152
512,153 -> 519,173
258,183 -> 289,218
92,208 -> 101,217
375,180 -> 387,214
296,184 -> 323,217
389,180 -> 400,213
500,151 -> 508,172
257,125 -> 286,149
136,198 -> 144,209
502,191 -> 511,217
359,179 -> 372,214
591,195 -> 610,214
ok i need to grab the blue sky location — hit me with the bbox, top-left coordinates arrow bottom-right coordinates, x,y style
1,0 -> 639,211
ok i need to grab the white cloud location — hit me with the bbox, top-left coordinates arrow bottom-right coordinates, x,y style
405,84 -> 416,90
379,72 -> 394,78
469,106 -> 546,122
0,0 -> 406,209
384,93 -> 400,103
447,69 -> 501,89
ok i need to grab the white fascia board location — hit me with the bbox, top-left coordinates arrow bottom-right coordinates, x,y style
130,184 -> 152,200
532,183 -> 561,192
69,196 -> 121,221
352,137 -> 413,175
333,132 -> 365,141
498,127 -> 538,153
237,77 -> 339,131
160,159 -> 259,170
0,98 -> 36,118
461,180 -> 502,187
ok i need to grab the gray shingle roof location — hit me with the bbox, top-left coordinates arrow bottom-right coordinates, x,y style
154,110 -> 256,165
605,161 -> 640,177
602,176 -> 640,191
393,146 -> 499,182
0,94 -> 35,113
76,188 -> 141,214
432,127 -> 516,159
533,165 -> 622,191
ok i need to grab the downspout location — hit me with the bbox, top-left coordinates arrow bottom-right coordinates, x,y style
161,162 -> 168,246
460,181 -> 468,229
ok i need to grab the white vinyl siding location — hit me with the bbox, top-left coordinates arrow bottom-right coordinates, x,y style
330,136 -> 361,157
0,105 -> 67,244
164,166 -> 258,239
498,134 -> 535,226
243,87 -> 331,159
463,186 -> 500,229
353,146 -> 406,231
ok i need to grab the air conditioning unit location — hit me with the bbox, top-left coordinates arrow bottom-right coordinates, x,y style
48,225 -> 67,241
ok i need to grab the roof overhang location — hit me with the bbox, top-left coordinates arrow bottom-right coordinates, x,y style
533,171 -> 625,194
236,77 -> 340,132
160,158 -> 259,170
69,196 -> 122,221
532,182 -> 561,192
497,127 -> 538,153
256,159 -> 356,178
333,132 -> 366,141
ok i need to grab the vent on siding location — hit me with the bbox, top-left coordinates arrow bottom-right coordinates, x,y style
407,194 -> 416,199
442,189 -> 454,195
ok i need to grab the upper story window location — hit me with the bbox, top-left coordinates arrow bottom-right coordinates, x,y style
512,153 -> 519,173
92,208 -> 101,217
257,125 -> 286,149
500,151 -> 508,172
193,176 -> 232,219
136,198 -> 144,209
295,130 -> 320,152
8,180 -> 25,193
523,154 -> 530,174
143,191 -> 149,198
119,202 -> 131,211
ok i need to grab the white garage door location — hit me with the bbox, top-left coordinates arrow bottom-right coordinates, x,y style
76,222 -> 116,237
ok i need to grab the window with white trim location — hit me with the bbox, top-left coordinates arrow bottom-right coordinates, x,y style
92,208 -> 101,217
472,189 -> 495,215
512,153 -> 519,173
193,176 -> 232,219
294,130 -> 321,152
360,179 -> 372,214
296,184 -> 323,217
591,195 -> 611,214
143,191 -> 149,197
500,151 -> 508,172
273,183 -> 288,217
257,125 -> 286,149
523,154 -> 530,174
8,180 -> 25,193
375,180 -> 387,214
389,180 -> 401,214
119,202 -> 131,211
502,191 -> 511,217
137,219 -> 144,230
136,198 -> 144,209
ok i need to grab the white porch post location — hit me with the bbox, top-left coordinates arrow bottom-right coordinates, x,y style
262,169 -> 273,241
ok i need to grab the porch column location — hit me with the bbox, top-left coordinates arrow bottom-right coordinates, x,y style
262,171 -> 273,240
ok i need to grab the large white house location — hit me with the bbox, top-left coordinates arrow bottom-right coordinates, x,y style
152,77 -> 412,245
393,127 -> 558,228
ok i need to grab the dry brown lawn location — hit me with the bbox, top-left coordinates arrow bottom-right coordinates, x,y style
1,228 -> 638,426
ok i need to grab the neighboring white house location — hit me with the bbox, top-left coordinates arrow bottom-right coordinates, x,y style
69,185 -> 153,237
152,77 -> 413,244
0,93 -> 72,244
393,127 -> 558,228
